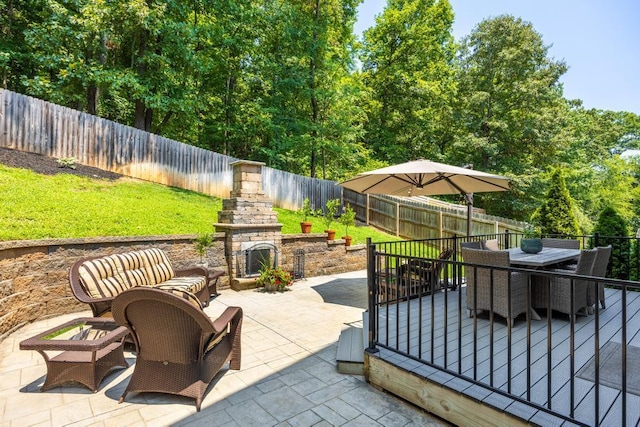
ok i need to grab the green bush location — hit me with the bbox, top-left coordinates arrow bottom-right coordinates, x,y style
339,204 -> 356,236
533,168 -> 580,236
322,199 -> 340,230
593,205 -> 630,279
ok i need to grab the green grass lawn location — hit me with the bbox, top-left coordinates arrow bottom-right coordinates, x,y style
0,164 -> 400,244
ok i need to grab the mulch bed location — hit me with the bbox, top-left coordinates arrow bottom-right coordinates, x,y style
0,147 -> 122,180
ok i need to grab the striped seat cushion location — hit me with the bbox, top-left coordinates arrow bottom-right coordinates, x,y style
154,285 -> 202,307
159,276 -> 207,295
78,255 -> 131,299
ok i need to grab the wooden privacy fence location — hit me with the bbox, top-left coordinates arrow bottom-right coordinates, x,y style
0,89 -> 522,236
0,89 -> 340,211
344,190 -> 526,239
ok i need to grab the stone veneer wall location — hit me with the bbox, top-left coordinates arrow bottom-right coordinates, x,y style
280,234 -> 367,277
0,234 -> 366,339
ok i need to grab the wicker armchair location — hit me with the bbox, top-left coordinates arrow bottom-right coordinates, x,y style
541,238 -> 580,249
541,238 -> 580,269
587,245 -> 612,310
542,248 -> 597,321
462,248 -> 529,327
112,287 -> 242,411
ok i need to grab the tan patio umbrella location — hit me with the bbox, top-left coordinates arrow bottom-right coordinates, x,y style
339,159 -> 510,236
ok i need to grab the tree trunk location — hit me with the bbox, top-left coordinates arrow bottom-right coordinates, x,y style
133,27 -> 150,130
86,86 -> 97,115
2,0 -> 14,88
224,73 -> 237,156
309,0 -> 321,178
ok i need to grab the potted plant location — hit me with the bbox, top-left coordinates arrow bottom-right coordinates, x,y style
256,262 -> 294,292
339,203 -> 356,246
298,198 -> 314,233
193,233 -> 213,266
520,224 -> 542,254
323,199 -> 340,240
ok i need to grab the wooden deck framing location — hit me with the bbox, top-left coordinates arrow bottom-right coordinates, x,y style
370,286 -> 640,426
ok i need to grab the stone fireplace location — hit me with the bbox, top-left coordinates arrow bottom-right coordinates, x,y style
213,160 -> 283,289
238,241 -> 278,277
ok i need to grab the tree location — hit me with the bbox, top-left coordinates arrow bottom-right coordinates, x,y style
593,206 -> 630,280
556,107 -> 640,228
360,0 -> 456,164
255,0 -> 365,178
448,15 -> 568,219
533,168 -> 581,236
0,0 -> 42,91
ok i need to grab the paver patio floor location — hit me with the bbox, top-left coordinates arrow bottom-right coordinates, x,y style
0,270 -> 448,426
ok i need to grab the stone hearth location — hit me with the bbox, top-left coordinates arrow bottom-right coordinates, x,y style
213,160 -> 282,290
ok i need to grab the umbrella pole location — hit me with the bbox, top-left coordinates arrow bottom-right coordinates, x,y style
466,193 -> 473,237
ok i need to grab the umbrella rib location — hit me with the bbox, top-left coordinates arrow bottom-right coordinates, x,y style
422,173 -> 509,194
356,174 -> 418,194
470,176 -> 511,191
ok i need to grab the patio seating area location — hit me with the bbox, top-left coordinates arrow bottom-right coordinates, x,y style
1,271 -> 446,426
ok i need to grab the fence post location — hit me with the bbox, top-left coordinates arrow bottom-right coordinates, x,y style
504,230 -> 511,249
396,202 -> 400,237
366,194 -> 370,225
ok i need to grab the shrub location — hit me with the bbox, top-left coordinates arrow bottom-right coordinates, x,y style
322,199 -> 340,230
533,168 -> 580,236
593,205 -> 630,279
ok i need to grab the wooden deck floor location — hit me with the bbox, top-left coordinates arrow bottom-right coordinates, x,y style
374,286 -> 640,426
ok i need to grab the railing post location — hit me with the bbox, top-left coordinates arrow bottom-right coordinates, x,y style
504,229 -> 511,249
366,237 -> 379,353
453,235 -> 462,290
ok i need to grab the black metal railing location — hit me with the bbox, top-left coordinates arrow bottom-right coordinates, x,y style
366,236 -> 640,426
373,232 -> 640,282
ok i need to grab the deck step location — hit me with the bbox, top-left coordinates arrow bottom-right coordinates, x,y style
336,311 -> 367,375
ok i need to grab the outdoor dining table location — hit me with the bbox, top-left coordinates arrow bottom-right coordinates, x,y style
507,247 -> 582,321
507,247 -> 581,268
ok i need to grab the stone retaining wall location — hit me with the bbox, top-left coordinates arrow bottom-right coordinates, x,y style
0,234 -> 366,338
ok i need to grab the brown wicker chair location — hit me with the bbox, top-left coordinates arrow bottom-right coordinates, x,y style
587,245 -> 612,310
111,287 -> 242,411
399,248 -> 454,297
462,248 -> 529,327
541,248 -> 597,321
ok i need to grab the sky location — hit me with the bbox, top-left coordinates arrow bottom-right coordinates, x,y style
355,0 -> 640,115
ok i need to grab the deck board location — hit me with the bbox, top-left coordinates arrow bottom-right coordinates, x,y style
374,286 -> 639,425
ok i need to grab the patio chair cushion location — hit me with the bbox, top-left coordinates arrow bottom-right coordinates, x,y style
154,285 -> 202,307
78,254 -> 132,299
156,276 -> 207,296
117,250 -> 159,287
483,239 -> 500,251
138,248 -> 176,285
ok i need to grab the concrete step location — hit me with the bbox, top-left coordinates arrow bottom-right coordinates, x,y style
336,311 -> 367,375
